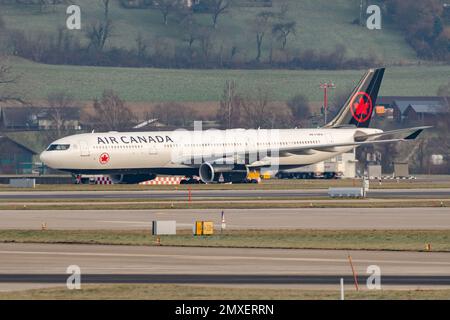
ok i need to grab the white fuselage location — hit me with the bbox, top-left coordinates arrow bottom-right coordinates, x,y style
40,127 -> 382,174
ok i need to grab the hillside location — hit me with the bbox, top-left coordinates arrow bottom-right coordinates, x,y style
0,0 -> 418,64
4,57 -> 449,103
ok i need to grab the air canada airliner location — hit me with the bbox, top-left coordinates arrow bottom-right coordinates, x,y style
40,68 -> 429,184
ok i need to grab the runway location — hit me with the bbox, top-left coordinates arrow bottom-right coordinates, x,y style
0,207 -> 449,230
0,243 -> 449,290
2,188 -> 450,200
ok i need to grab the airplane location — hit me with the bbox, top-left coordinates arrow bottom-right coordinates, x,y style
40,68 -> 430,184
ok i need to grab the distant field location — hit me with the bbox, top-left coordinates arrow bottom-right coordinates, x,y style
6,58 -> 450,102
0,0 -> 417,63
1,177 -> 450,191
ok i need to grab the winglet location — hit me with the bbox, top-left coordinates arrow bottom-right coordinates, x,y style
405,129 -> 425,140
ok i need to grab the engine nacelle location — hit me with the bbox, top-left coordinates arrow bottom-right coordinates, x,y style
109,174 -> 156,184
199,162 -> 247,183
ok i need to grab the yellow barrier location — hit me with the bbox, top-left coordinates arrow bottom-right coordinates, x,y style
194,221 -> 214,236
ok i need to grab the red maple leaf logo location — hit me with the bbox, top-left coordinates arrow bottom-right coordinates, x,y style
350,92 -> 372,123
354,97 -> 370,117
99,153 -> 110,164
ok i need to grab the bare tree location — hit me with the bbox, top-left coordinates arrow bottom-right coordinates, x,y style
92,90 -> 136,131
86,0 -> 112,51
0,15 -> 5,31
272,21 -> 296,50
252,11 -> 275,62
153,0 -> 181,26
286,94 -> 311,127
0,63 -> 14,100
268,104 -> 292,129
135,32 -> 148,59
86,22 -> 112,51
102,0 -> 110,18
38,0 -> 65,12
217,80 -> 242,128
204,0 -> 233,29
181,14 -> 199,49
151,102 -> 198,127
240,87 -> 272,129
197,27 -> 214,63
0,59 -> 23,104
277,0 -> 290,20
46,91 -> 77,138
437,80 -> 450,109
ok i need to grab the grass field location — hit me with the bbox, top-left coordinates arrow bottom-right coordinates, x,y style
1,229 -> 448,252
2,177 -> 450,191
1,284 -> 449,300
0,199 -> 449,210
5,57 -> 449,103
1,0 -> 418,63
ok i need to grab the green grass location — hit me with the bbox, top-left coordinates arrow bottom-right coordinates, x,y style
6,57 -> 449,102
1,177 -> 450,191
1,0 -> 418,63
1,284 -> 449,300
1,229 -> 449,252
0,200 -> 449,210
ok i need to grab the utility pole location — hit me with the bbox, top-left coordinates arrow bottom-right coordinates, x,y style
359,0 -> 364,26
320,81 -> 335,125
228,80 -> 232,129
225,80 -> 236,129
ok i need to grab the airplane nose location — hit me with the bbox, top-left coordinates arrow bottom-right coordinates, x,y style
40,151 -> 49,165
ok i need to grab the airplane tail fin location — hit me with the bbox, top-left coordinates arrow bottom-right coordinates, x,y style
324,68 -> 385,128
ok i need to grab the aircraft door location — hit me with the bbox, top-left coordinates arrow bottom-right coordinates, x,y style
149,145 -> 158,155
326,133 -> 334,144
79,141 -> 90,156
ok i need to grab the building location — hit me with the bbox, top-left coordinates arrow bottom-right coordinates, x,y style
0,106 -> 81,131
377,96 -> 449,124
402,103 -> 448,125
0,135 -> 37,174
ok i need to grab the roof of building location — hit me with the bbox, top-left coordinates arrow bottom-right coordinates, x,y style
0,135 -> 38,155
0,106 -> 81,128
393,100 -> 445,113
378,96 -> 448,104
405,104 -> 447,114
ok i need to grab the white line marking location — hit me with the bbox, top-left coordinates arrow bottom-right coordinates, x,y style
99,221 -> 152,225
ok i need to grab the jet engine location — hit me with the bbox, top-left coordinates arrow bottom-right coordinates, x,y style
199,162 -> 248,183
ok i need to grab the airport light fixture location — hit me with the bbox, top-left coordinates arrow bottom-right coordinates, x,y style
320,81 -> 336,125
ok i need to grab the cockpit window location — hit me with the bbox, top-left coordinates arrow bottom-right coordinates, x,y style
46,144 -> 70,151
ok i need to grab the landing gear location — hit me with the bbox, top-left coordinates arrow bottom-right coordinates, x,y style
180,177 -> 203,184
